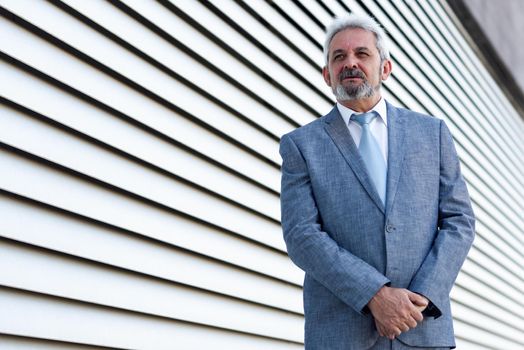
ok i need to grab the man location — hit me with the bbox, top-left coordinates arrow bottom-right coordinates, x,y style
279,14 -> 475,350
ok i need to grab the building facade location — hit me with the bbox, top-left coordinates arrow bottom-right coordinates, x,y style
1,0 -> 523,349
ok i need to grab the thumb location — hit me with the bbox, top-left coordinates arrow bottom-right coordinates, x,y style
408,292 -> 429,307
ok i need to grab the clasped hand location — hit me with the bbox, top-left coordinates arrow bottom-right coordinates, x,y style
367,286 -> 428,340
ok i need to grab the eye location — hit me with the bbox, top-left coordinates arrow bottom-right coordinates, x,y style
333,53 -> 344,61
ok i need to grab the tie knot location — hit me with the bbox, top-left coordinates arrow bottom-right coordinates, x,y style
350,111 -> 377,126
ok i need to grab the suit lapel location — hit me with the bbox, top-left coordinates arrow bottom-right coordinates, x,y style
385,102 -> 406,215
323,107 -> 385,214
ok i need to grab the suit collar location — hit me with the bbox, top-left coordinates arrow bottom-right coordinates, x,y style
323,101 -> 407,215
384,101 -> 406,215
323,106 -> 386,214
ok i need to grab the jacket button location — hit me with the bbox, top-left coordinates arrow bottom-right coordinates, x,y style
386,225 -> 394,233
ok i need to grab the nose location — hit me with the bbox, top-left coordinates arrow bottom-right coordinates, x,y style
343,55 -> 358,70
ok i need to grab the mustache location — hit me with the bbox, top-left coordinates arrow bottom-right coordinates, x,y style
338,68 -> 366,81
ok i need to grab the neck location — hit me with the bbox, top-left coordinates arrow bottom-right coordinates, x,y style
338,93 -> 381,113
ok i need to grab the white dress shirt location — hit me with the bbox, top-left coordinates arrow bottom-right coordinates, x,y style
337,98 -> 388,164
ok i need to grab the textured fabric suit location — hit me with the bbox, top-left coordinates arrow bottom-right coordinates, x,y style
279,102 -> 475,349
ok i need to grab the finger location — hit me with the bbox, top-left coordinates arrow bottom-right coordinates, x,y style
408,292 -> 428,307
386,327 -> 401,340
399,323 -> 410,332
415,304 -> 427,313
411,309 -> 424,322
405,317 -> 417,329
388,332 -> 398,340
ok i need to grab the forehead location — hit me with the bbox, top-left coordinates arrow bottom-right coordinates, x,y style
329,27 -> 377,52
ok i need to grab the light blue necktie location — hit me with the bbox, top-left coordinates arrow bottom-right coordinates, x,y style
350,112 -> 387,205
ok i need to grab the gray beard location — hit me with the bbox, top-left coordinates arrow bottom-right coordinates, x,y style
333,79 -> 378,101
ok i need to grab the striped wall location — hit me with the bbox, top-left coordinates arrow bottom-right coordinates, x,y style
0,0 -> 522,349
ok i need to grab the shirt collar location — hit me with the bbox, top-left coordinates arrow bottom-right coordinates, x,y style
337,97 -> 388,126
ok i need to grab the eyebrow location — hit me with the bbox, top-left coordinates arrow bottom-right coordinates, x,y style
331,49 -> 345,57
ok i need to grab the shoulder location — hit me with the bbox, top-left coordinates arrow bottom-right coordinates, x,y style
392,105 -> 439,122
389,104 -> 442,129
281,107 -> 336,143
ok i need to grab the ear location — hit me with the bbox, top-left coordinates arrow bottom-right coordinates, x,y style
322,66 -> 332,87
381,59 -> 392,81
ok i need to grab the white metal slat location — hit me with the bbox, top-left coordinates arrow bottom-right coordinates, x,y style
0,335 -> 105,350
0,334 -> 95,350
0,240 -> 303,342
0,103 -> 281,224
206,0 -> 333,111
0,1 -> 283,166
0,100 -> 284,253
120,0 -> 317,126
0,288 -> 303,350
168,0 -> 327,116
0,195 -> 303,311
467,246 -> 524,299
455,271 -> 524,320
468,192 -> 524,262
0,68 -> 281,222
460,160 -> 524,252
271,0 -> 325,48
423,0 -> 524,136
0,20 -> 281,193
401,0 -> 524,178
295,0 -> 333,27
454,321 -> 517,350
0,74 -> 298,282
452,304 -> 523,349
461,258 -> 524,311
0,148 -> 285,251
473,226 -> 524,280
240,0 -> 324,67
451,285 -> 524,335
60,0 -> 299,138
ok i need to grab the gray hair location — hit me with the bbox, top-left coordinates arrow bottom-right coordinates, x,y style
323,14 -> 390,66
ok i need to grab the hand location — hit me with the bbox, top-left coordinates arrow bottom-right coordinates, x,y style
368,286 -> 428,339
412,294 -> 429,313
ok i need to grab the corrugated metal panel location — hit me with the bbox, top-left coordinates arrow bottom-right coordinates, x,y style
0,0 -> 522,349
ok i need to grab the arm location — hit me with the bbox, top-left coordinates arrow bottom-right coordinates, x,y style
280,133 -> 390,313
408,120 -> 476,318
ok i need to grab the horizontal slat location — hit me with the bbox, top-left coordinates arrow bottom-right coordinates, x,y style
181,0 -> 332,111
0,101 -> 281,223
0,287 -> 303,349
0,147 -> 285,251
117,0 -> 318,126
452,309 -> 523,349
0,239 -> 303,341
0,12 -> 282,192
0,193 -> 303,311
59,0 -> 300,138
238,0 -> 324,66
0,334 -> 113,350
271,0 -> 325,46
451,285 -> 524,334
0,88 -> 280,220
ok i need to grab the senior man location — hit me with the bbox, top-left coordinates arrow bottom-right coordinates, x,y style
279,14 -> 475,350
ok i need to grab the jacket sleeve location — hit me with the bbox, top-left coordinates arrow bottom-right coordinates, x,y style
408,120 -> 476,318
280,133 -> 390,314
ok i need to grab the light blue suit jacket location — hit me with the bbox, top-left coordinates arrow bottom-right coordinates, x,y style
280,102 -> 475,349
